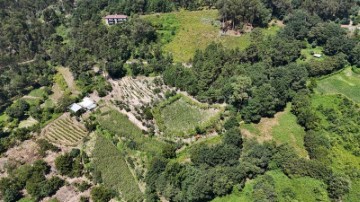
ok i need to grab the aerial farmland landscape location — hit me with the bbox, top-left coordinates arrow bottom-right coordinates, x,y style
0,0 -> 360,202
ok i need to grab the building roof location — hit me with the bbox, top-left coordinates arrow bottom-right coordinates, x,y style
313,54 -> 322,58
70,103 -> 82,113
104,14 -> 128,19
79,97 -> 97,110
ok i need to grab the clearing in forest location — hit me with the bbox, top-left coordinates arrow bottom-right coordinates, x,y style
144,9 -> 280,62
316,67 -> 360,102
153,94 -> 223,138
41,113 -> 88,146
241,103 -> 308,158
92,135 -> 144,201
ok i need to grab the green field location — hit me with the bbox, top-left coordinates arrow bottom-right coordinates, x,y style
316,67 -> 360,102
92,135 -> 143,202
213,170 -> 330,202
153,94 -> 223,137
97,109 -> 165,154
144,10 -> 280,62
241,104 -> 308,157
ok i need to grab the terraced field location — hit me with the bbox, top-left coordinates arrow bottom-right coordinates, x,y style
42,113 -> 88,146
108,76 -> 171,106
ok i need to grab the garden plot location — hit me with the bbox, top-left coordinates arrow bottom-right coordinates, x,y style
108,76 -> 170,106
42,113 -> 88,146
153,94 -> 223,138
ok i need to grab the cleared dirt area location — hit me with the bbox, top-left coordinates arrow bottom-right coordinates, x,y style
0,140 -> 40,178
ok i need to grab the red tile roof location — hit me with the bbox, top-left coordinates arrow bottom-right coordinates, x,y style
104,14 -> 128,19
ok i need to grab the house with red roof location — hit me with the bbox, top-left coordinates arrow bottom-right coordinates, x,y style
104,14 -> 128,25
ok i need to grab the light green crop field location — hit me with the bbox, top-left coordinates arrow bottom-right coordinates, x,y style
241,104 -> 308,157
153,94 -> 223,137
92,135 -> 144,202
213,170 -> 330,202
316,67 -> 360,103
144,10 -> 280,62
97,109 -> 165,154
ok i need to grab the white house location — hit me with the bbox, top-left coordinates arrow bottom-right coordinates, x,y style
69,97 -> 97,113
69,103 -> 82,113
78,97 -> 97,110
104,14 -> 128,25
313,53 -> 322,58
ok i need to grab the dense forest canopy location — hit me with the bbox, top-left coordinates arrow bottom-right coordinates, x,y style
0,0 -> 360,201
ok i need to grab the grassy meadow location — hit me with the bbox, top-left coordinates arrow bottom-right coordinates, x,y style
144,10 -> 280,62
316,67 -> 360,102
241,104 -> 308,158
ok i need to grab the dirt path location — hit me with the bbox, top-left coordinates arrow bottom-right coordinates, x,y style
18,59 -> 35,65
57,67 -> 80,95
22,95 -> 39,99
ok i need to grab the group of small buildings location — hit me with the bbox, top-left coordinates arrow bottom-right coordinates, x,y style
104,14 -> 128,25
69,97 -> 97,114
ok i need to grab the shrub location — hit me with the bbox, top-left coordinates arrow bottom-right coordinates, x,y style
90,186 -> 115,202
37,139 -> 59,157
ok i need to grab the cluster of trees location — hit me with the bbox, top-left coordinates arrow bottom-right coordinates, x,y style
217,0 -> 360,29
55,148 -> 89,177
145,116 -> 350,201
217,0 -> 272,28
0,59 -> 55,110
90,185 -> 116,202
0,0 -> 60,66
145,122 -> 244,201
0,160 -> 64,202
164,39 -> 307,122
